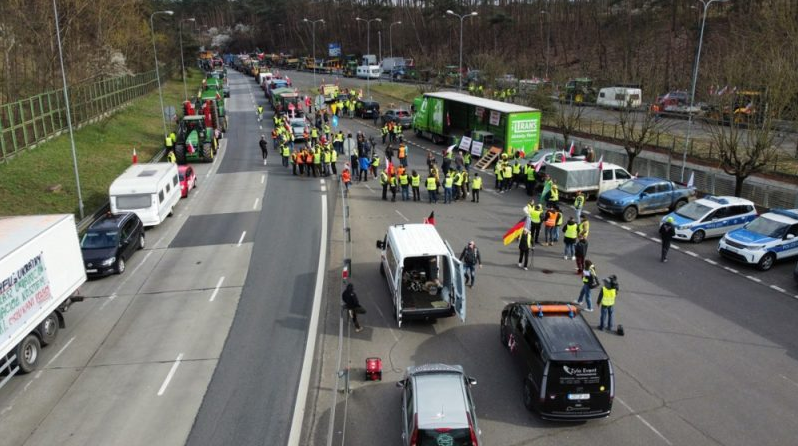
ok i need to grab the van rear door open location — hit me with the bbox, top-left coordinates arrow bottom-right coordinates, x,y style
445,241 -> 467,322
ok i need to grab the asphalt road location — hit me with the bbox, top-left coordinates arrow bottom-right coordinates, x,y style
267,70 -> 798,445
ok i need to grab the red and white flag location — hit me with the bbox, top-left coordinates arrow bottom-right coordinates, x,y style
597,155 -> 604,170
423,211 -> 436,226
534,158 -> 545,172
132,148 -> 138,164
560,153 -> 567,163
187,141 -> 196,154
568,141 -> 575,156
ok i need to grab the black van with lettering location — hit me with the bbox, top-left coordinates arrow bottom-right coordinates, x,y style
500,301 -> 614,420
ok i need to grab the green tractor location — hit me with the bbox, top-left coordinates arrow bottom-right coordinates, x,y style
174,115 -> 218,164
560,78 -> 597,105
199,81 -> 228,134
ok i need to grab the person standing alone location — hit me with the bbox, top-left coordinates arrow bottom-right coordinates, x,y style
659,217 -> 676,262
517,228 -> 533,271
459,241 -> 482,287
597,275 -> 619,332
342,283 -> 364,332
259,135 -> 268,165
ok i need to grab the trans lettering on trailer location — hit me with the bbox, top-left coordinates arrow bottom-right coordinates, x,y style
0,253 -> 52,336
511,119 -> 538,134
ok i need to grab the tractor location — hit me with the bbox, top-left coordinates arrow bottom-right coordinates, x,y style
560,78 -> 598,105
173,114 -> 218,164
199,81 -> 228,134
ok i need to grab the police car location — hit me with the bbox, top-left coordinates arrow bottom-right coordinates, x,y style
662,196 -> 757,243
718,209 -> 798,271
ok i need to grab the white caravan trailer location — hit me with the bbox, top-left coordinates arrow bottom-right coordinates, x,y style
109,163 -> 180,227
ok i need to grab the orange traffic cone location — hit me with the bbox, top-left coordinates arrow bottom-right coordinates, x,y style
132,148 -> 138,164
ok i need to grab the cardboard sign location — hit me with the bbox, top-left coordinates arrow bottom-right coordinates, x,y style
489,110 -> 501,126
471,140 -> 484,156
475,106 -> 484,118
459,136 -> 472,152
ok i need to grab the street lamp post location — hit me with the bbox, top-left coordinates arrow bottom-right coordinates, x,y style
680,0 -> 728,182
446,10 -> 478,91
389,21 -> 402,59
378,31 -> 382,62
356,17 -> 382,99
303,18 -> 325,88
179,18 -> 196,101
52,0 -> 84,218
150,10 -> 174,140
539,10 -> 550,80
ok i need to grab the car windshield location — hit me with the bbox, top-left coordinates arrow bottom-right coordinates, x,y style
529,150 -> 552,163
617,181 -> 646,195
81,230 -> 119,249
419,429 -> 474,446
178,172 -> 186,181
743,216 -> 790,238
396,111 -> 410,117
675,202 -> 713,221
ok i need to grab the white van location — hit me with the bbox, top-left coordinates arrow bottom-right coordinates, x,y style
376,224 -> 466,327
357,65 -> 382,79
109,163 -> 180,227
597,87 -> 642,109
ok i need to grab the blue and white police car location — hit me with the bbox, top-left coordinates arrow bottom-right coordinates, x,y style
662,196 -> 757,243
718,209 -> 798,271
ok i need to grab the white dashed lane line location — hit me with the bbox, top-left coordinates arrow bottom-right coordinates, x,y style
704,258 -> 717,265
770,285 -> 785,293
746,275 -> 762,283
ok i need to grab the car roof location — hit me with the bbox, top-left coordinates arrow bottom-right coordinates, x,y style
89,212 -> 136,231
761,209 -> 798,224
177,165 -> 192,173
387,224 -> 450,258
696,196 -> 753,209
408,364 -> 469,428
516,302 -> 609,361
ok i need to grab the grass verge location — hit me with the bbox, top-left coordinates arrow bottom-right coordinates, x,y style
0,69 -> 205,217
370,83 -> 423,104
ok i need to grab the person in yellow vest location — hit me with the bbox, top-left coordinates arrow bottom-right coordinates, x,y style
381,124 -> 389,144
169,131 -> 177,146
443,171 -> 455,204
529,204 -> 544,245
379,169 -> 389,200
597,275 -> 619,332
562,216 -> 579,260
399,170 -> 410,201
397,143 -> 408,167
370,154 -> 381,178
410,170 -> 421,201
312,147 -> 322,177
575,259 -> 597,312
494,161 -> 503,190
578,215 -> 590,240
463,152 -> 471,172
553,205 -> 563,243
395,123 -> 403,142
511,159 -> 522,189
548,183 -> 560,207
305,148 -> 315,178
257,105 -> 264,121
310,126 -> 319,145
471,173 -> 482,203
502,162 -> 513,193
544,205 -> 558,246
517,228 -> 533,271
323,123 -> 331,141
574,190 -> 585,224
164,134 -> 174,151
426,174 -> 439,203
459,170 -> 469,201
330,147 -> 338,176
322,146 -> 332,177
525,162 -> 536,196
281,143 -> 291,168
452,170 -> 463,201
334,131 -> 344,154
290,150 -> 298,176
388,173 -> 398,202
166,149 -> 177,164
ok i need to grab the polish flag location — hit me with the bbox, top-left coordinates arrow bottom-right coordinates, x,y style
597,155 -> 604,170
534,158 -> 545,172
132,148 -> 138,164
187,141 -> 195,154
560,153 -> 567,163
568,141 -> 575,156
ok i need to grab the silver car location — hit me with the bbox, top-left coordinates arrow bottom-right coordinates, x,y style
398,364 -> 481,446
382,109 -> 413,129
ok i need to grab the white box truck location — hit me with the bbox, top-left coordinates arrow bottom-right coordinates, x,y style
546,161 -> 633,198
0,214 -> 86,386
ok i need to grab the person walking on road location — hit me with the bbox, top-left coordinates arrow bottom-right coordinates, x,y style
517,228 -> 534,271
574,259 -> 597,312
259,135 -> 268,164
342,283 -> 364,332
574,236 -> 588,274
459,241 -> 482,287
659,217 -> 676,262
574,190 -> 585,224
471,173 -> 482,203
597,275 -> 619,332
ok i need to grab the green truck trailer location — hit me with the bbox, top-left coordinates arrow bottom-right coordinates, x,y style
411,91 -> 541,156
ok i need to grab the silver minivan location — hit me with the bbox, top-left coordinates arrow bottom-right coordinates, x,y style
398,364 -> 481,446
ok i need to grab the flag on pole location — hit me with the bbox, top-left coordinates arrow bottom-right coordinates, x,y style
534,158 -> 545,172
597,155 -> 604,170
132,148 -> 138,164
560,153 -> 567,163
568,141 -> 575,156
446,112 -> 451,127
423,211 -> 436,225
502,218 -> 527,246
687,171 -> 695,188
187,141 -> 196,154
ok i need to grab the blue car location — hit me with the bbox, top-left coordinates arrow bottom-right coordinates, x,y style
661,196 -> 757,243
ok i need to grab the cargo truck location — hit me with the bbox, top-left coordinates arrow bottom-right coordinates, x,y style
0,215 -> 85,387
545,162 -> 633,199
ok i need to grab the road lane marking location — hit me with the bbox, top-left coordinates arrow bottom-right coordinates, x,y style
395,210 -> 409,222
261,174 -> 266,184
746,275 -> 761,283
321,184 -> 327,192
684,250 -> 698,257
704,258 -> 717,265
649,237 -> 660,242
671,245 -> 680,250
616,397 -> 673,445
621,225 -> 631,230
157,353 -> 184,396
209,276 -> 225,302
237,231 -> 246,247
724,266 -> 738,274
287,190 -> 328,446
608,220 -> 618,226
635,231 -> 647,237
781,375 -> 798,388
45,336 -> 75,367
770,285 -> 786,293
364,183 -> 375,193
99,292 -> 117,311
253,198 -> 260,210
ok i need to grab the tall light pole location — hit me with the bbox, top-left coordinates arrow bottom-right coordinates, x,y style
179,17 -> 195,101
378,31 -> 382,63
150,10 -> 174,139
389,21 -> 402,59
680,0 -> 728,182
539,10 -> 550,80
356,17 -> 382,99
303,18 -> 325,88
52,0 -> 84,218
446,10 -> 478,91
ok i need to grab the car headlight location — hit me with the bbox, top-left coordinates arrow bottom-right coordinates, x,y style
101,257 -> 116,266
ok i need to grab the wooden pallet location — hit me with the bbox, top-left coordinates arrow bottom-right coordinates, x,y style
474,146 -> 503,170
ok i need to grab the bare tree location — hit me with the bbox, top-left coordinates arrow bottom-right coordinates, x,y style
615,98 -> 671,172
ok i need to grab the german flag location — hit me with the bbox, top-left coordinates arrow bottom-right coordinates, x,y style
502,218 -> 526,245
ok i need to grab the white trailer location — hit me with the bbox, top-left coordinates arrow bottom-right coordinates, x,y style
596,86 -> 643,109
109,163 -> 180,227
381,57 -> 406,74
546,161 -> 633,198
0,214 -> 86,386
357,65 -> 382,80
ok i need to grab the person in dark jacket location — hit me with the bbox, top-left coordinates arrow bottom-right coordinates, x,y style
342,283 -> 363,332
659,217 -> 676,262
517,228 -> 534,271
574,237 -> 589,274
459,241 -> 482,287
259,135 -> 268,164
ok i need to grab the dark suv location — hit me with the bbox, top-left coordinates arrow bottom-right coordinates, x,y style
356,100 -> 380,119
80,212 -> 144,277
500,301 -> 614,420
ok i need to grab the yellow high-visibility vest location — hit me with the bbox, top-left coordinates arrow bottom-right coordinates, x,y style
601,287 -> 616,306
411,175 -> 420,187
472,177 -> 482,190
426,177 -> 437,190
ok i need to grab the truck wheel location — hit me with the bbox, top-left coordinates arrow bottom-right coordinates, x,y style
174,145 -> 187,165
523,379 -> 536,411
622,206 -> 638,222
116,257 -> 126,275
673,199 -> 687,211
202,143 -> 214,161
38,312 -> 59,346
690,230 -> 706,244
14,334 -> 41,374
757,253 -> 776,271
